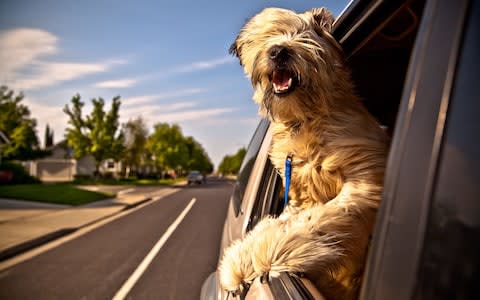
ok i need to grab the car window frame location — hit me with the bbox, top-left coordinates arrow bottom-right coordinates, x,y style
246,158 -> 284,231
360,0 -> 471,299
232,118 -> 270,216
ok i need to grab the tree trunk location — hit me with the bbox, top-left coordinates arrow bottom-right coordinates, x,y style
125,165 -> 131,178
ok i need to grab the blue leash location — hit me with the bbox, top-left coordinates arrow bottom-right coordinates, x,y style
284,154 -> 293,207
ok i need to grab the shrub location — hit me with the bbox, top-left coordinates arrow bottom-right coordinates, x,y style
0,161 -> 40,184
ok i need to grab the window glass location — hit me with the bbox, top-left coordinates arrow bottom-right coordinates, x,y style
232,119 -> 269,216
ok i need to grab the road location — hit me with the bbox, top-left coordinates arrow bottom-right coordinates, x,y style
0,177 -> 233,299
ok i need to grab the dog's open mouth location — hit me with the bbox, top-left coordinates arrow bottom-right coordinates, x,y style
271,69 -> 298,95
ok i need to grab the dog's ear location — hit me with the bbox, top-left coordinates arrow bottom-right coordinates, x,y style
229,40 -> 239,57
229,38 -> 243,65
308,7 -> 335,33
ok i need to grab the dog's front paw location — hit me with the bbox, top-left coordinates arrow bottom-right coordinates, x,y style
218,240 -> 256,294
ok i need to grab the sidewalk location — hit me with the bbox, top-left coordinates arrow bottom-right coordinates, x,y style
0,187 -> 178,261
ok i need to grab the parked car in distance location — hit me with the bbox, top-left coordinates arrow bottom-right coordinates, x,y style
187,170 -> 205,184
201,0 -> 479,299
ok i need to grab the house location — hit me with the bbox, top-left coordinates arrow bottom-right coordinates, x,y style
23,141 -> 122,182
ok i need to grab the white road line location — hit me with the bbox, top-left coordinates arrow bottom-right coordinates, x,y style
112,198 -> 197,300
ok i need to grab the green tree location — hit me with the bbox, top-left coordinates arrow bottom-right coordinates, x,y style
185,136 -> 214,173
146,123 -> 213,176
44,124 -> 54,148
0,86 -> 46,161
218,147 -> 246,175
146,123 -> 189,174
123,116 -> 148,178
64,94 -> 125,174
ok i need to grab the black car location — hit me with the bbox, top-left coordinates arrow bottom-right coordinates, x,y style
201,0 -> 479,299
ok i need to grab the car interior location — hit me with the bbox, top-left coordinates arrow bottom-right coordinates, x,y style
342,0 -> 426,136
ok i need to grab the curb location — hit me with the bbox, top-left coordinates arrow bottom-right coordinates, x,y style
0,228 -> 76,261
0,196 -> 153,262
122,197 -> 152,210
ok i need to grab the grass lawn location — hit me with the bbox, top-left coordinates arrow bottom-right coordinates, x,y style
0,184 -> 114,205
73,177 -> 186,186
135,177 -> 185,185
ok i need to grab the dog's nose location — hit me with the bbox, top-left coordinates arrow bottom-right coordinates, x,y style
269,45 -> 289,62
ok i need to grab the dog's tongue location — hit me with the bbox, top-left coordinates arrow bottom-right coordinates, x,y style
272,70 -> 292,93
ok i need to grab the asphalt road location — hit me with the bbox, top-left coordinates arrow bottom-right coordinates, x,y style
0,177 -> 233,300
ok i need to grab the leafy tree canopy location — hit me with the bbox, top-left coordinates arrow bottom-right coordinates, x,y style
146,123 -> 213,174
64,94 -> 125,170
185,136 -> 214,174
123,116 -> 149,177
218,147 -> 246,175
0,86 -> 46,161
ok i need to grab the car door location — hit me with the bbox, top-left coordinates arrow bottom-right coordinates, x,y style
218,118 -> 271,253
360,0 -> 480,298
200,119 -> 273,300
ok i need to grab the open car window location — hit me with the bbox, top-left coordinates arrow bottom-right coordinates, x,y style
242,0 -> 429,298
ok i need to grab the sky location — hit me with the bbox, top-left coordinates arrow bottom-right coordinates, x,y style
0,0 -> 349,169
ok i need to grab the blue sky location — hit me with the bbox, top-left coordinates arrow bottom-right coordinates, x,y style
0,0 -> 349,168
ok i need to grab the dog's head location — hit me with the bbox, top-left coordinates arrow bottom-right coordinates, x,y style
230,7 -> 346,122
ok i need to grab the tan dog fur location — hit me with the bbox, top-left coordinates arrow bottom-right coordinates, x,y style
219,7 -> 389,300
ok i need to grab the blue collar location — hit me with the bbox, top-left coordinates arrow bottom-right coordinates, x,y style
284,154 -> 293,207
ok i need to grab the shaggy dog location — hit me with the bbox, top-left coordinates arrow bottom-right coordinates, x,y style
218,7 -> 389,300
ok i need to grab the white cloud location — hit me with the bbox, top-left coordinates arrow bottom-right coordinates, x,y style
122,88 -> 206,106
0,28 -> 57,76
120,95 -> 236,126
0,27 -> 127,90
161,102 -> 198,112
121,101 -> 197,117
94,78 -> 138,89
91,56 -> 235,91
153,107 -> 236,123
13,62 -> 111,90
200,116 -> 260,127
122,95 -> 162,106
174,56 -> 235,73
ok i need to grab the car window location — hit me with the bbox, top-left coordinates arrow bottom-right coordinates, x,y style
246,159 -> 283,231
232,118 -> 269,216
413,2 -> 480,298
360,1 -> 473,299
